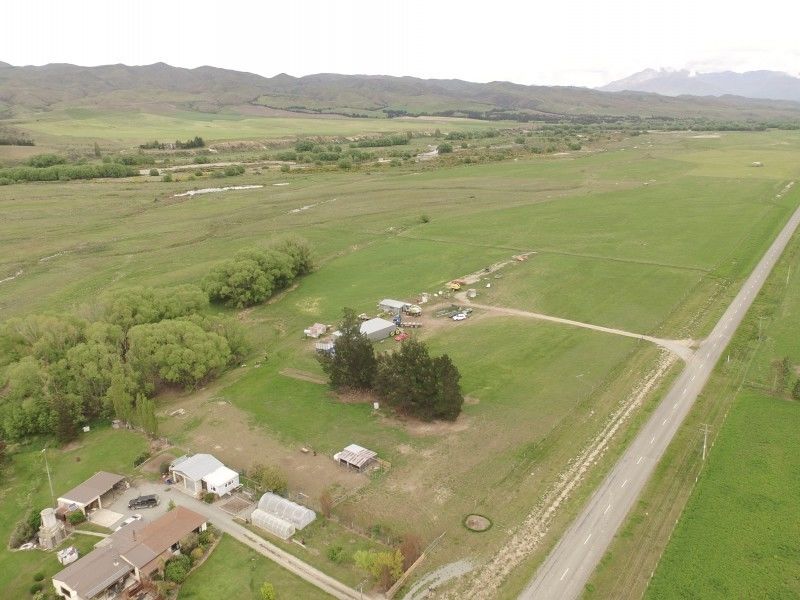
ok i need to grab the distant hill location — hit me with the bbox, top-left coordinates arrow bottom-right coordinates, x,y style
2,62 -> 800,124
600,69 -> 800,103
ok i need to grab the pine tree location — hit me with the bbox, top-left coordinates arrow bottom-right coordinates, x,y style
792,379 -> 800,401
317,308 -> 376,390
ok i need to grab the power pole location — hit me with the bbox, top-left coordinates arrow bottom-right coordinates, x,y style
700,424 -> 710,462
42,446 -> 55,506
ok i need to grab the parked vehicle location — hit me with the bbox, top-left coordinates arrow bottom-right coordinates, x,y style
128,494 -> 158,509
452,313 -> 467,321
113,514 -> 142,532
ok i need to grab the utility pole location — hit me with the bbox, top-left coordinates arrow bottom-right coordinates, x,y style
700,424 -> 710,462
42,446 -> 55,506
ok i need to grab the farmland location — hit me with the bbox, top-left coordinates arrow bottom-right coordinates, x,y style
2,122 -> 800,597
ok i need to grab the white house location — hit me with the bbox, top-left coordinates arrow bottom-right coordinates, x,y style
169,454 -> 239,497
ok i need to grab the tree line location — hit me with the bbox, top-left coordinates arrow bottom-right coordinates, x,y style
0,162 -> 137,184
0,284 -> 247,443
203,237 -> 313,308
317,309 -> 464,421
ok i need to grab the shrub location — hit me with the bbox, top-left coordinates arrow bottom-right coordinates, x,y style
280,164 -> 290,173
148,168 -> 159,176
29,582 -> 43,595
437,142 -> 453,154
167,499 -> 176,511
195,170 -> 204,177
27,154 -> 65,168
419,214 -> 430,224
33,572 -> 44,582
68,511 -> 86,525
0,177 -> 12,185
190,546 -> 204,564
337,158 -> 352,170
134,451 -> 151,466
260,582 -> 276,600
327,545 -> 346,564
193,156 -> 210,164
9,509 -> 42,548
162,173 -> 173,182
198,529 -> 215,547
249,463 -> 287,495
164,554 -> 191,583
203,492 -> 216,503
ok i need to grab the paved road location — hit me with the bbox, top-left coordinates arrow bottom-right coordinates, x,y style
111,481 -> 363,600
460,298 -> 695,360
520,197 -> 800,600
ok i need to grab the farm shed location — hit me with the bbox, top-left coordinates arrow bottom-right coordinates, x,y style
334,443 -> 377,472
379,299 -> 410,315
251,509 -> 296,540
169,454 -> 240,497
257,492 -> 316,529
360,317 -> 396,341
57,471 -> 127,517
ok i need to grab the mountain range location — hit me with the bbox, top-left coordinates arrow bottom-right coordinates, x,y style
2,62 -> 800,123
600,69 -> 800,103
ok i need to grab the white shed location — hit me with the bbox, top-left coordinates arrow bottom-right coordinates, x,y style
360,318 -> 396,341
334,444 -> 378,472
379,299 -> 410,315
170,454 -> 239,497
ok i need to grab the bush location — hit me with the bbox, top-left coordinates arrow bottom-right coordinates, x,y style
198,529 -> 215,547
249,463 -> 287,495
260,582 -> 276,600
190,546 -> 204,564
148,168 -> 159,176
29,582 -> 43,595
419,214 -> 430,224
203,492 -> 216,503
27,154 -> 65,168
9,509 -> 42,548
195,170 -> 204,177
164,554 -> 191,583
0,177 -> 12,185
437,143 -> 453,154
280,164 -> 290,173
337,158 -> 352,170
33,572 -> 44,582
134,451 -> 151,467
162,173 -> 173,182
68,511 -> 86,525
193,156 -> 210,164
327,545 -> 346,564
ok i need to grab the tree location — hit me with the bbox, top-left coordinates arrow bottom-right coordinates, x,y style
317,308 -> 376,390
354,549 -> 404,590
93,142 -> 101,158
260,582 -> 276,600
52,395 -> 82,443
792,379 -> 800,400
319,488 -> 334,518
134,394 -> 158,437
374,339 -> 464,421
105,365 -> 135,425
399,533 -> 423,570
772,357 -> 791,393
127,319 -> 231,389
249,463 -> 288,495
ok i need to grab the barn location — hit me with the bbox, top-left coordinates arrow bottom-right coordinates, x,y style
378,299 -> 410,315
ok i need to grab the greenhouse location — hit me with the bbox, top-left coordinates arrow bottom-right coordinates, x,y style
257,492 -> 317,529
251,509 -> 296,540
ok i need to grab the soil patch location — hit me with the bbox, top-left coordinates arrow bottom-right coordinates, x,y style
334,388 -> 379,405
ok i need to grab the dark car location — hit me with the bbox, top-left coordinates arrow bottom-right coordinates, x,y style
128,494 -> 158,509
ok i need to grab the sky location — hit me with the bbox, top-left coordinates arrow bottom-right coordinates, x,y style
3,0 -> 799,87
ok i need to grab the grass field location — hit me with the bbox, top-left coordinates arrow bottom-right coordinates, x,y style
3,126 -> 800,594
0,429 -> 148,599
584,187 -> 800,600
7,107 -> 503,148
179,534 -> 333,600
645,392 -> 800,599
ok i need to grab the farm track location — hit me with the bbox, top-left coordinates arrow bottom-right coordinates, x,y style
459,297 -> 695,360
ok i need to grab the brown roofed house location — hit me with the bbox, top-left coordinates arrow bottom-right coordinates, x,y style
52,507 -> 207,600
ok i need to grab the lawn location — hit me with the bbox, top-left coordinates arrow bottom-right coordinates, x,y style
645,392 -> 800,599
179,534 -> 333,600
0,428 -> 148,599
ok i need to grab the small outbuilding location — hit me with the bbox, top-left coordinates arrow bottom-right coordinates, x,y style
57,472 -> 127,517
360,317 -> 396,341
378,299 -> 410,315
169,454 -> 240,497
334,444 -> 378,472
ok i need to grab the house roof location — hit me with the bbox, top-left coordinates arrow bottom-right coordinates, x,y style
202,465 -> 239,488
379,299 -> 409,309
170,453 -> 224,481
53,507 -> 208,596
334,443 -> 377,468
58,471 -> 125,506
360,317 -> 395,335
52,545 -> 133,599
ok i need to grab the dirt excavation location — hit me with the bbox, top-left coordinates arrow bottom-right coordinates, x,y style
441,350 -> 677,599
